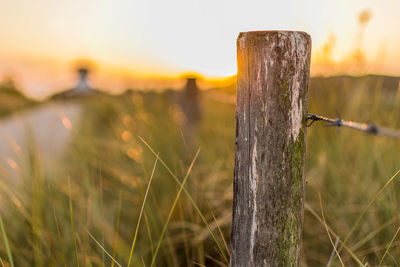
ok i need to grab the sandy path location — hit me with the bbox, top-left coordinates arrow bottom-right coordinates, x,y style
0,102 -> 82,176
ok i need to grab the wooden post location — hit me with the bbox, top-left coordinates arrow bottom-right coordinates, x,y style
230,31 -> 311,266
178,77 -> 202,147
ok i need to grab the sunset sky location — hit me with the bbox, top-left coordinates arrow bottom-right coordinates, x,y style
1,0 -> 400,98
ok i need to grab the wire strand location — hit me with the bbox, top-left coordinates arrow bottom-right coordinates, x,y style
307,113 -> 400,139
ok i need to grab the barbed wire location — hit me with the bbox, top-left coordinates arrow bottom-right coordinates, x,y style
204,91 -> 400,139
307,111 -> 400,139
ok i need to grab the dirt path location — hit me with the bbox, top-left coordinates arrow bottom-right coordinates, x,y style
0,102 -> 82,176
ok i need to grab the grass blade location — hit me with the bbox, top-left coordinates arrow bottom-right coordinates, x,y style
305,203 -> 365,265
127,154 -> 159,267
378,224 -> 400,266
351,215 -> 399,251
330,168 -> 400,266
0,213 -> 14,267
82,224 -> 122,267
139,137 -> 228,263
111,191 -> 123,267
143,212 -> 154,257
318,193 -> 344,267
150,149 -> 200,267
208,199 -> 230,258
68,177 -> 80,267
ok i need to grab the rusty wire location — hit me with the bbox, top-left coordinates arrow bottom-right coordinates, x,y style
307,111 -> 400,139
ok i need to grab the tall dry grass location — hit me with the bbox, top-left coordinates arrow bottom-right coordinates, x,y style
0,76 -> 400,266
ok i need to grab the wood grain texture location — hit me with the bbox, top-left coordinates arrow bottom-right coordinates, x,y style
230,31 -> 311,267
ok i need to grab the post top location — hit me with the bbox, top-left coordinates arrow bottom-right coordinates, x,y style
238,31 -> 310,41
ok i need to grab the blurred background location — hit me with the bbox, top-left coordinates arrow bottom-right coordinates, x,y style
0,0 -> 400,266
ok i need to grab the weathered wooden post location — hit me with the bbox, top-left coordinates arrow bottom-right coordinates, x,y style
230,31 -> 311,266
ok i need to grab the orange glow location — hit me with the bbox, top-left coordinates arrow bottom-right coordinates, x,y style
1,1 -> 400,98
61,116 -> 72,131
121,130 -> 132,142
6,158 -> 18,170
126,146 -> 143,162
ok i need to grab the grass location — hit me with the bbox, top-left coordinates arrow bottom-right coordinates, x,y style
68,177 -> 80,267
150,149 -> 200,267
319,193 -> 345,266
0,213 -> 14,267
0,75 -> 400,265
127,154 -> 158,267
379,224 -> 400,265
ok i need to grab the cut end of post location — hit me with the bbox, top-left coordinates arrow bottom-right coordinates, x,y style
238,30 -> 311,36
238,31 -> 311,45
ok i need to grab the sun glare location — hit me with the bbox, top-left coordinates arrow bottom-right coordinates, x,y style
0,1 -> 399,97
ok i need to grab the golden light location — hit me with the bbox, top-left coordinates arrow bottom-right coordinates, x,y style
121,130 -> 132,142
61,116 -> 72,130
6,158 -> 18,170
126,146 -> 143,162
1,0 -> 400,98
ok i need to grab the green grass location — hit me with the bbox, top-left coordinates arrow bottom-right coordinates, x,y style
0,76 -> 400,266
0,212 -> 14,267
127,154 -> 158,267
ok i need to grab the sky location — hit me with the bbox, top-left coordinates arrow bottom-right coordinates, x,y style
1,0 -> 400,99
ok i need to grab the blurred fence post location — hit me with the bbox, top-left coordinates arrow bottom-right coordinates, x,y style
178,77 -> 202,146
230,31 -> 311,266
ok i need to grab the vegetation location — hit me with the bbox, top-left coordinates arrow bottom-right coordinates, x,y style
0,75 -> 400,266
0,79 -> 36,118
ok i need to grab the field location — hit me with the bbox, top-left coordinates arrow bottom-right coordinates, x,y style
1,75 -> 400,266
